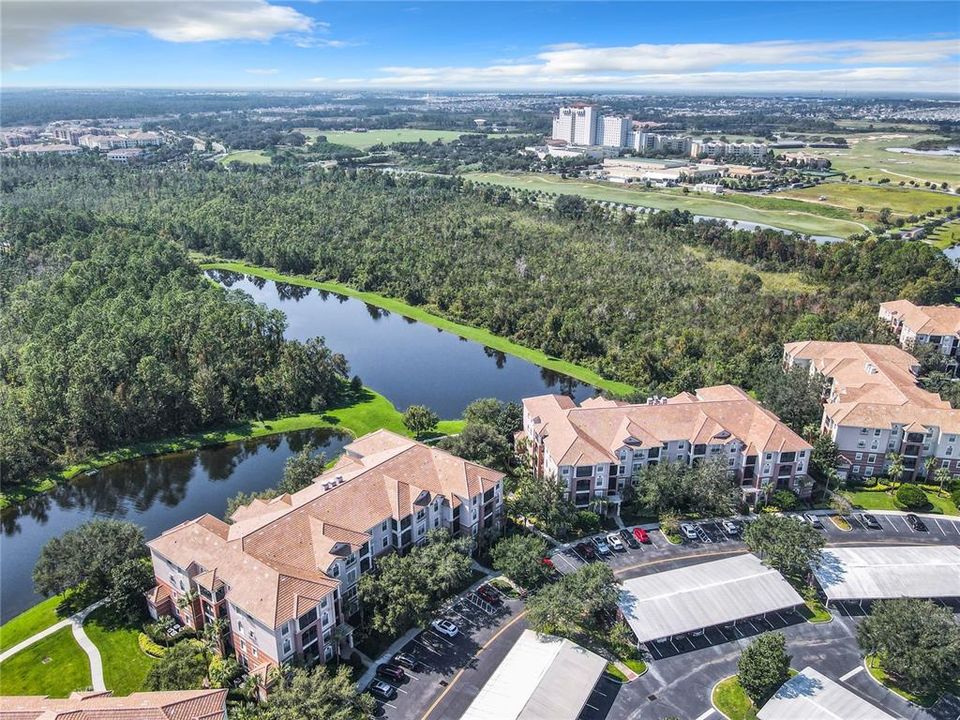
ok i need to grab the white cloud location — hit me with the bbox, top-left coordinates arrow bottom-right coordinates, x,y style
245,67 -> 279,75
2,0 -> 315,70
338,37 -> 959,92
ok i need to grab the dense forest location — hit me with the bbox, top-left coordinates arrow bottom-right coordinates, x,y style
2,157 -> 956,484
0,226 -> 352,485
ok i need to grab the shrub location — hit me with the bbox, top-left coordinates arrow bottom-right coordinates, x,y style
951,487 -> 960,508
572,510 -> 600,535
771,490 -> 799,511
862,476 -> 878,488
138,632 -> 167,658
896,484 -> 928,510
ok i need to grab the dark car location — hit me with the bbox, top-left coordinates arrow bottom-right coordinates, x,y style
620,528 -> 640,549
476,584 -> 502,605
392,652 -> 419,671
368,679 -> 396,701
577,542 -> 597,560
376,663 -> 406,683
859,513 -> 882,530
906,513 -> 928,531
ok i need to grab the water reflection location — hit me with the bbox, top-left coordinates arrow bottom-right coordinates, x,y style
0,429 -> 348,621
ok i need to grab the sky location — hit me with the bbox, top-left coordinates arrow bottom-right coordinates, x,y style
2,1 -> 959,94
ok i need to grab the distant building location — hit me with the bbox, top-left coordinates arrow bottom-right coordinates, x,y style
693,183 -> 723,194
79,131 -> 161,150
633,132 -> 693,156
692,141 -> 771,162
107,148 -> 144,163
552,104 -> 600,146
521,384 -> 813,509
879,299 -> 960,364
3,143 -> 80,156
599,115 -> 630,148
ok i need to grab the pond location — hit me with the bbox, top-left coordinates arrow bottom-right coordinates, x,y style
0,429 -> 349,622
209,270 -> 596,418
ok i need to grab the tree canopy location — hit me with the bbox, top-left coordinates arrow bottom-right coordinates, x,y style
737,632 -> 791,706
742,513 -> 824,579
232,665 -> 376,720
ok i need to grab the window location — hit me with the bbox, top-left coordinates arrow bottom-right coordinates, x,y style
595,477 -> 604,488
780,452 -> 796,463
797,462 -> 804,471
868,454 -> 876,463
948,446 -> 954,456
950,436 -> 957,443
381,521 -> 388,532
382,537 -> 389,549
855,453 -> 863,461
647,447 -> 660,459
874,429 -> 881,436
574,466 -> 593,478
282,639 -> 292,656
865,467 -> 874,477
860,428 -> 868,435
298,607 -> 318,630
240,640 -> 246,652
331,565 -> 340,578
852,465 -> 861,473
858,440 -> 866,449
765,453 -> 772,460
252,647 -> 258,659
281,625 -> 289,637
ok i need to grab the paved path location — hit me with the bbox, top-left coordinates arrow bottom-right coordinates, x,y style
0,599 -> 107,691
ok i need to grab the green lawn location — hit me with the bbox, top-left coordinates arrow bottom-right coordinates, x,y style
217,150 -> 272,166
605,662 -> 628,682
926,221 -> 960,250
298,128 -> 469,150
201,259 -> 635,396
782,134 -> 960,188
83,608 -> 156,696
0,594 -> 67,652
843,487 -> 959,516
466,172 -> 867,238
712,675 -> 758,720
865,655 -> 955,708
777,181 -> 954,219
687,250 -> 821,295
0,627 -> 91,697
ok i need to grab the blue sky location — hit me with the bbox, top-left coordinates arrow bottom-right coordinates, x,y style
3,1 -> 959,93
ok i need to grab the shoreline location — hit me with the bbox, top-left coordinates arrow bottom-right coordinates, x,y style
0,388 -> 463,512
201,258 -> 636,396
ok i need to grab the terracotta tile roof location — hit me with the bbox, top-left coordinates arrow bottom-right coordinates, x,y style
525,384 -> 809,466
0,690 -> 226,720
880,299 -> 960,336
150,432 -> 503,628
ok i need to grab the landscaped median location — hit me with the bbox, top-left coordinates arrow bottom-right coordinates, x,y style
199,259 -> 636,397
712,674 -> 759,720
0,387 -> 464,510
842,482 -> 959,517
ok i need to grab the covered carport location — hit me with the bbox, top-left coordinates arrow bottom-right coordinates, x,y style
813,545 -> 960,614
618,554 -> 804,652
757,666 -> 898,719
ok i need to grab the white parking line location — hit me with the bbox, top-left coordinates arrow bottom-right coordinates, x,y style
584,703 -> 601,711
695,709 -> 716,720
935,519 -> 947,535
592,689 -> 608,698
427,631 -> 455,646
413,639 -> 442,655
555,553 -> 579,572
403,671 -> 420,680
840,666 -> 864,681
396,688 -> 408,694
381,701 -> 397,709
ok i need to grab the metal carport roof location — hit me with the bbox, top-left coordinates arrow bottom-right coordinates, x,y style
618,553 -> 803,644
814,545 -> 960,602
458,629 -> 607,720
757,666 -> 898,720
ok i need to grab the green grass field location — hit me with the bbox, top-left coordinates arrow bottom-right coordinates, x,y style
688,251 -> 821,295
84,608 -> 156,696
842,487 -> 959,516
783,134 -> 960,188
217,150 -> 272,166
927,221 -> 960,250
0,627 -> 90,697
778,181 -> 954,218
0,595 -> 67,652
201,260 -> 635,396
466,172 -> 867,238
297,128 -> 468,150
865,655 -> 954,708
712,676 -> 759,720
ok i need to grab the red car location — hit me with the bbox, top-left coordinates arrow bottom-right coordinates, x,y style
541,557 -> 555,568
476,584 -> 502,605
633,527 -> 651,544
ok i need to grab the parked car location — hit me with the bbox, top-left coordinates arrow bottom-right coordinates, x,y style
392,652 -> 419,671
906,513 -> 928,532
431,619 -> 459,637
606,532 -> 625,551
633,527 -> 651,544
541,556 -> 555,569
620,528 -> 640,549
368,679 -> 396,701
720,520 -> 740,536
475,584 -> 502,606
576,542 -> 596,560
803,513 -> 823,529
592,536 -> 612,556
376,663 -> 406,682
679,522 -> 699,540
860,513 -> 882,530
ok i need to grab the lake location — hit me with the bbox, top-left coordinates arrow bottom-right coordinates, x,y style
0,429 -> 349,622
209,270 -> 595,418
1,271 -> 596,622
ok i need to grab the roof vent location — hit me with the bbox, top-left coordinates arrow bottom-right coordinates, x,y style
714,430 -> 731,439
865,362 -> 877,375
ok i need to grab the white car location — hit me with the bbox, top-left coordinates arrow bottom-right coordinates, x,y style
606,532 -> 625,551
721,520 -> 740,536
679,523 -> 699,540
592,536 -> 612,556
431,619 -> 459,638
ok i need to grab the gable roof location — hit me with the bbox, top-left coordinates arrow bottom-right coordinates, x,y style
881,299 -> 960,336
0,690 -> 226,720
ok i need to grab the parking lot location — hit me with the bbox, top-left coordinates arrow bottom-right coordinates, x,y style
368,586 -> 528,720
827,509 -> 960,542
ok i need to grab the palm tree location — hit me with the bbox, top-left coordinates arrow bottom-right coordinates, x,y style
239,675 -> 259,701
886,452 -> 905,489
934,466 -> 953,495
924,456 -> 936,482
201,617 -> 228,656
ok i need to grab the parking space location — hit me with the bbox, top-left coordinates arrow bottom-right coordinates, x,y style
577,675 -> 622,720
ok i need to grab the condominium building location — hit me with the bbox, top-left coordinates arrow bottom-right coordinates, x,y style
145,430 -> 503,688
633,132 -> 693,156
79,131 -> 161,150
107,148 -> 144,164
783,340 -> 960,481
2,143 -> 81,156
0,689 -> 227,720
521,385 -> 812,509
691,141 -> 771,162
599,116 -> 630,148
879,299 -> 960,364
552,105 -> 600,146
